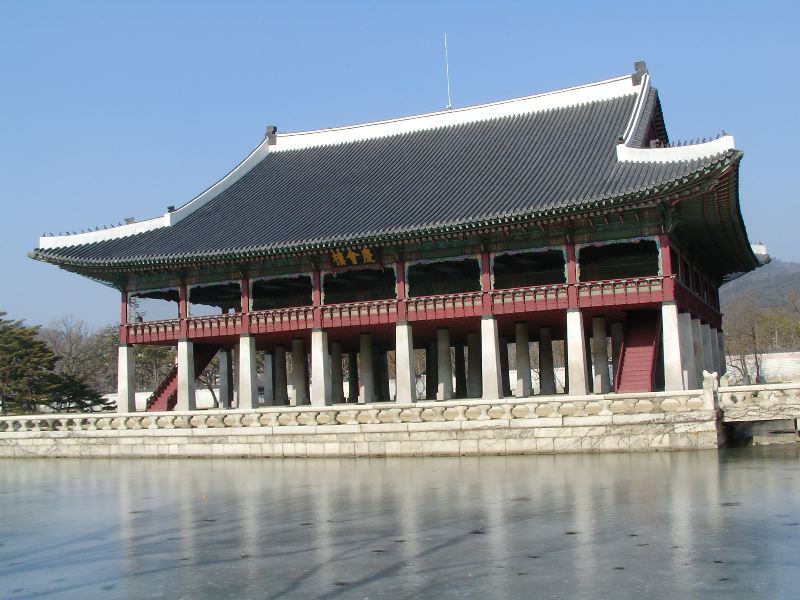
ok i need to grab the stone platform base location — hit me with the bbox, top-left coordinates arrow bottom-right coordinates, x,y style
0,391 -> 722,458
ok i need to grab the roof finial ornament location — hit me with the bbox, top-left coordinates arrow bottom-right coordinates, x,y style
265,125 -> 278,145
632,60 -> 648,85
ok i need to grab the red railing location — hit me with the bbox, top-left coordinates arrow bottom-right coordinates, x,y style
405,291 -> 483,321
124,276 -> 722,343
186,312 -> 243,338
321,299 -> 398,328
575,276 -> 665,308
250,306 -> 316,334
125,319 -> 181,343
674,281 -> 722,329
491,284 -> 569,313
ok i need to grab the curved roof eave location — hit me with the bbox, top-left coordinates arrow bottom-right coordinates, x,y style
30,150 -> 740,274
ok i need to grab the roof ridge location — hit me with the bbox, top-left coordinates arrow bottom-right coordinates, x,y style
272,74 -> 638,153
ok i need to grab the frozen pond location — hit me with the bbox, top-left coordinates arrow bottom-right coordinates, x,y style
2,448 -> 800,599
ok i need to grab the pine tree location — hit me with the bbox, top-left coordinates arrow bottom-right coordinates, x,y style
0,312 -> 116,414
0,312 -> 58,414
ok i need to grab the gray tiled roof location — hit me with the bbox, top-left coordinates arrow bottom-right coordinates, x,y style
34,93 -> 732,268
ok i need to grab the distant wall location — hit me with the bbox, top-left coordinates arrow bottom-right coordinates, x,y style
725,352 -> 800,384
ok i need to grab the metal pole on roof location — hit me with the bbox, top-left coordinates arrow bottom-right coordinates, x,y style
444,33 -> 453,110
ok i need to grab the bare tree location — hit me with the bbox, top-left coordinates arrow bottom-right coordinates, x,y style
724,296 -> 765,384
39,316 -> 94,379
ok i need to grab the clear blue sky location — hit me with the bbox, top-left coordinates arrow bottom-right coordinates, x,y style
2,1 -> 798,328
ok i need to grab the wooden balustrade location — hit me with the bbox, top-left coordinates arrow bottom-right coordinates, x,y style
249,306 -> 316,333
405,291 -> 483,321
674,281 -> 722,329
186,312 -> 243,338
491,284 -> 569,313
321,299 -> 398,328
575,276 -> 665,307
123,276 -> 721,343
124,319 -> 181,343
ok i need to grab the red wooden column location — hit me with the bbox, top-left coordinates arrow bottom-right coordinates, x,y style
311,269 -> 322,328
566,243 -> 578,307
120,289 -> 129,344
395,260 -> 407,320
480,251 -> 493,314
658,233 -> 676,300
178,282 -> 188,338
240,275 -> 251,333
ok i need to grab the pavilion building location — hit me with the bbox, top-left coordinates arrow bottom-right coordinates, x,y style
31,62 -> 761,413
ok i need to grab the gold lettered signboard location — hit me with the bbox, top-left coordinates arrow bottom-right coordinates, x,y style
330,246 -> 380,267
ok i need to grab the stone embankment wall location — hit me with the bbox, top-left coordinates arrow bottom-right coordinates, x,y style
0,389 -> 721,458
718,382 -> 800,421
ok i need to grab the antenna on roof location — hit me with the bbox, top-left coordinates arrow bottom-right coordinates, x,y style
444,33 -> 453,110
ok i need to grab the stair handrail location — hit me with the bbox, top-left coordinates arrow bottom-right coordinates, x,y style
649,315 -> 663,391
613,325 -> 627,392
145,363 -> 178,410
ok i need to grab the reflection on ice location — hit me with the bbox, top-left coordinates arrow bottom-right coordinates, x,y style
2,448 -> 800,599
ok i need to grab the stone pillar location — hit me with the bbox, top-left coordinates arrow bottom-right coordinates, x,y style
377,348 -> 392,402
273,346 -> 288,405
262,351 -> 274,406
591,317 -> 610,393
499,336 -> 511,397
436,328 -> 453,400
585,334 -> 593,392
678,312 -> 698,389
514,323 -> 532,397
425,340 -> 437,400
238,334 -> 258,409
347,351 -> 358,402
480,316 -> 504,399
454,344 -> 467,398
358,333 -> 374,404
330,342 -> 344,404
566,308 -> 588,396
701,324 -> 714,374
395,323 -> 416,403
176,339 -> 196,411
538,327 -> 556,395
717,330 -> 727,376
218,347 -> 233,408
231,346 -> 239,407
563,337 -> 569,395
610,322 -> 624,391
466,332 -> 482,398
291,338 -> 308,405
691,318 -> 705,385
117,344 -> 135,413
661,302 -> 685,391
710,329 -> 721,379
310,329 -> 331,406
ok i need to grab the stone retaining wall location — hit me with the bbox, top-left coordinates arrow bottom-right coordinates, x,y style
0,390 -> 721,458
